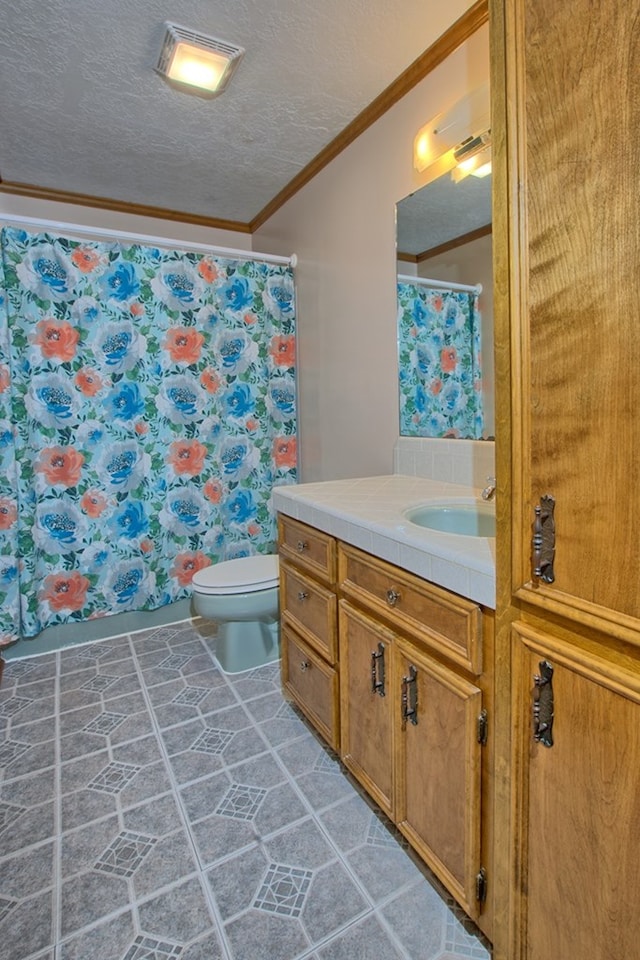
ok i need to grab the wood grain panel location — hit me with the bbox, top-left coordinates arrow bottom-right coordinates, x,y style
513,622 -> 640,960
518,0 -> 640,622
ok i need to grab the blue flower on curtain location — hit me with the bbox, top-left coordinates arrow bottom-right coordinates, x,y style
264,273 -> 296,317
16,242 -> 79,300
219,276 -> 253,312
397,282 -> 484,439
0,227 -> 297,647
151,261 -> 204,311
100,261 -> 140,303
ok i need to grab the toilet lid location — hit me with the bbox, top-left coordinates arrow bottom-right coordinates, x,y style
192,554 -> 279,595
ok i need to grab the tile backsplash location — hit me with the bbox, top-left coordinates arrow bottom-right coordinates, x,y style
393,437 -> 495,489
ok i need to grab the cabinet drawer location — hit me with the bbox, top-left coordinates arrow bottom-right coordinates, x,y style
281,624 -> 339,750
278,515 -> 336,585
339,543 -> 482,675
281,560 -> 337,664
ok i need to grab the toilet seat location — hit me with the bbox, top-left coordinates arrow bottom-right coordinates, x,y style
192,554 -> 279,596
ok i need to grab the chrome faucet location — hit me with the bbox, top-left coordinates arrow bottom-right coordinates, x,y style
481,476 -> 496,501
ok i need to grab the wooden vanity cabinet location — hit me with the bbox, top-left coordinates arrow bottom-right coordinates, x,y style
278,518 -> 494,933
338,542 -> 493,931
278,516 -> 339,750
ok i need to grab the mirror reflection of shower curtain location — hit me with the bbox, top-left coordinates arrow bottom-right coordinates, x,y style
0,226 -> 297,647
397,281 -> 484,440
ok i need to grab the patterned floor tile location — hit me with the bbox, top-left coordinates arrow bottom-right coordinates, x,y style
299,860 -> 368,944
223,908 -> 311,960
317,914 -> 406,960
0,890 -> 55,960
253,862 -> 313,918
0,625 -> 491,960
94,829 -> 158,877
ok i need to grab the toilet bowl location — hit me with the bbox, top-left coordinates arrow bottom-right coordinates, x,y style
191,554 -> 280,674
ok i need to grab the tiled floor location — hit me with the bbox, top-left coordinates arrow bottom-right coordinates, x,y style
0,621 -> 492,960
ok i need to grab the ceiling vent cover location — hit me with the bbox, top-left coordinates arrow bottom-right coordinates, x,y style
156,22 -> 245,97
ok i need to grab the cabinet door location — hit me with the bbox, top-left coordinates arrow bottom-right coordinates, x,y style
395,636 -> 484,920
339,599 -> 396,816
506,0 -> 640,637
512,622 -> 640,960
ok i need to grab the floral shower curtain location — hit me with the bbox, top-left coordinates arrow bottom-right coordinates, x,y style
397,281 -> 483,439
0,226 -> 297,648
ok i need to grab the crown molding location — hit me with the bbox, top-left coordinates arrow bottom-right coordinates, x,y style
0,180 -> 252,234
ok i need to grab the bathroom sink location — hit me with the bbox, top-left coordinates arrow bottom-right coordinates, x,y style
404,500 -> 496,537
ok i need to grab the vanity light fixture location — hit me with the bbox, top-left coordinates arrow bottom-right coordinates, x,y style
413,83 -> 490,180
451,131 -> 492,181
155,22 -> 245,97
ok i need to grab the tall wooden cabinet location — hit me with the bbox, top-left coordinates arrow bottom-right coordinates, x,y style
491,0 -> 640,957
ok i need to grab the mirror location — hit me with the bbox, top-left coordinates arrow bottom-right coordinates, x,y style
396,172 -> 494,440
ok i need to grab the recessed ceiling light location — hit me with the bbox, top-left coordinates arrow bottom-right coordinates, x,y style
155,22 -> 245,98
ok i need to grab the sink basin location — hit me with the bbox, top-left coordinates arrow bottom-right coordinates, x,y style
404,500 -> 496,537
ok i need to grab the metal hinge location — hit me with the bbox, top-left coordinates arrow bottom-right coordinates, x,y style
476,867 -> 487,903
477,708 -> 488,745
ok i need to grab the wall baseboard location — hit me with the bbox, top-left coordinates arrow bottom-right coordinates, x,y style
1,599 -> 194,660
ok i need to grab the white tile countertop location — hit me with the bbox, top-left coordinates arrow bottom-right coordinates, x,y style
272,475 -> 496,609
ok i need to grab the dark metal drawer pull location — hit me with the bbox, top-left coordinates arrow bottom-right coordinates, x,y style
296,540 -> 309,552
386,588 -> 401,607
297,591 -> 309,601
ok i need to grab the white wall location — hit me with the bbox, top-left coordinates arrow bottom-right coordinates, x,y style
254,23 -> 490,481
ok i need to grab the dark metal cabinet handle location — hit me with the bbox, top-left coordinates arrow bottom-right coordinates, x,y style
532,495 -> 556,584
533,660 -> 554,747
297,591 -> 309,601
300,660 -> 310,672
401,665 -> 418,726
371,642 -> 385,697
296,540 -> 309,552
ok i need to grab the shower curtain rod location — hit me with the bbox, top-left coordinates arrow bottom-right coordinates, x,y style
2,214 -> 297,268
397,273 -> 482,295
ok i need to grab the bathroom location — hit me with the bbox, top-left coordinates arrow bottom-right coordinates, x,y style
2,0 -> 636,958
0,3 -> 499,957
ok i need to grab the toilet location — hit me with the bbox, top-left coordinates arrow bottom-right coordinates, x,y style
191,554 -> 280,674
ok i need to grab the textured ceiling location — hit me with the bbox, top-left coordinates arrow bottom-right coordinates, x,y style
397,171 -> 492,257
0,0 -> 475,227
